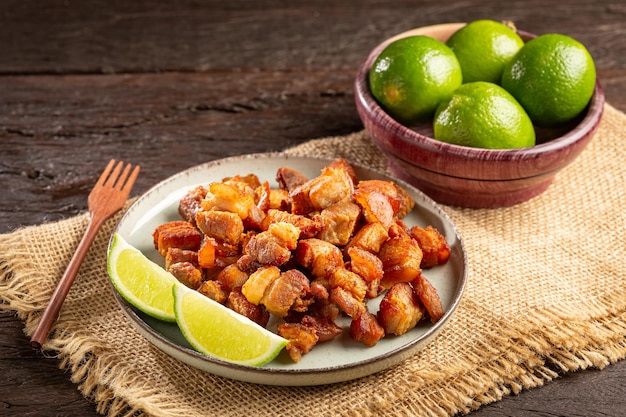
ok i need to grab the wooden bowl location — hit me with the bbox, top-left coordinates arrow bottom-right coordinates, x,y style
354,23 -> 605,208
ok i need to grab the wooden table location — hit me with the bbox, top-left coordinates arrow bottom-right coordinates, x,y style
1,1 -> 624,416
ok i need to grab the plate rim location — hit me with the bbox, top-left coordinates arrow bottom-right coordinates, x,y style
108,152 -> 467,385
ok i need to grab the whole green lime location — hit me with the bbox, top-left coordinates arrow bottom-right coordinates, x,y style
433,81 -> 536,149
369,35 -> 462,124
446,19 -> 524,84
501,33 -> 596,127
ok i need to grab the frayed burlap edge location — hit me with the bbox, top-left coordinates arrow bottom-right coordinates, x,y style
0,221 -> 205,417
0,212 -> 145,417
441,298 -> 626,415
339,294 -> 626,417
3,233 -> 625,417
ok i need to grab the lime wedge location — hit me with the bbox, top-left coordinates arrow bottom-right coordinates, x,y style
173,284 -> 288,366
107,233 -> 177,322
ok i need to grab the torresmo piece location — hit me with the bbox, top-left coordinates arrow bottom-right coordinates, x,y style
152,158 -> 450,362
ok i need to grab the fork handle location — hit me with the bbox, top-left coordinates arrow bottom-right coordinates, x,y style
30,214 -> 106,349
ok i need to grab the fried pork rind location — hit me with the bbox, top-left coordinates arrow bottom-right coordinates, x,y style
378,282 -> 424,336
153,221 -> 202,256
327,268 -> 385,347
202,182 -> 255,220
223,173 -> 262,190
227,287 -> 270,327
243,222 -> 299,266
345,221 -> 389,254
276,166 -> 309,191
308,160 -> 356,210
295,238 -> 344,278
330,267 -> 367,303
300,315 -> 343,342
178,185 -> 207,226
215,264 -> 249,294
364,278 -> 383,300
254,180 -> 271,213
328,158 -> 359,185
350,311 -> 385,347
213,240 -> 240,268
256,181 -> 292,216
413,274 -> 444,323
267,188 -> 291,211
329,286 -> 366,319
357,180 -> 415,217
260,269 -> 312,318
165,247 -> 198,270
393,182 -> 416,219
277,322 -> 319,362
277,315 -> 343,362
198,279 -> 227,304
289,158 -> 356,215
353,181 -> 397,230
378,223 -> 423,288
317,201 -> 361,246
346,246 -> 384,283
302,277 -> 342,321
241,265 -> 281,305
195,209 -> 244,246
409,225 -> 451,268
197,235 -> 217,269
168,261 -> 203,290
152,158 -> 450,362
262,209 -> 322,239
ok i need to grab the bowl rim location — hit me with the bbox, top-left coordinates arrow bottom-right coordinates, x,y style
354,23 -> 605,164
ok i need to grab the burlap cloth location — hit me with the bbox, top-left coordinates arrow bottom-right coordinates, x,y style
1,104 -> 625,417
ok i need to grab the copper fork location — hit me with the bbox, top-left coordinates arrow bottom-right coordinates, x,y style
30,160 -> 140,349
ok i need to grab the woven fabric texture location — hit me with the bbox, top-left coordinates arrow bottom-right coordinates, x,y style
1,104 -> 625,417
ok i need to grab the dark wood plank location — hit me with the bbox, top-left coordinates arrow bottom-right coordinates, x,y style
1,1 -> 625,416
469,363 -> 626,417
0,0 -> 623,74
1,310 -> 98,416
0,69 -> 360,234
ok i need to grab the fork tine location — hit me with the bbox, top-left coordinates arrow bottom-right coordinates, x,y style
121,165 -> 141,192
112,162 -> 133,189
95,159 -> 116,188
105,160 -> 125,187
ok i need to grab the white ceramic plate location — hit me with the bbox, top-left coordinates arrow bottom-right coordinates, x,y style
109,153 -> 467,386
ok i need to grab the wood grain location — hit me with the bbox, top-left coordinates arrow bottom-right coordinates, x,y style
1,1 -> 625,416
